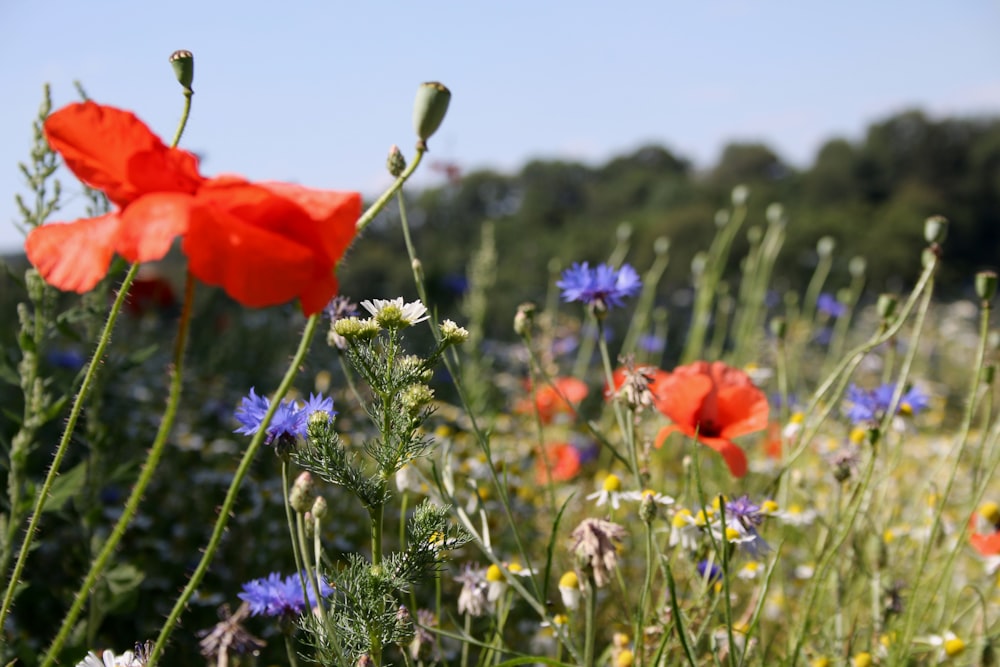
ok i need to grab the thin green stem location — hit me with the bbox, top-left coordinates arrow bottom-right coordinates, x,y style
41,272 -> 196,667
583,572 -> 597,667
357,149 -> 425,234
283,461 -> 310,612
0,263 -> 141,634
146,314 -> 321,667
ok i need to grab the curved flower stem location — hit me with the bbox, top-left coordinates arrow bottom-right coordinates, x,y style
583,572 -> 597,667
145,313 -> 320,667
41,271 -> 196,667
0,263 -> 141,636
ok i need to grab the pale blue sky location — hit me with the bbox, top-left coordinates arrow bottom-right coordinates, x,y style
2,1 -> 998,252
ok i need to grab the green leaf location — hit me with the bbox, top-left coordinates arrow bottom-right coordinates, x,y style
42,461 -> 88,513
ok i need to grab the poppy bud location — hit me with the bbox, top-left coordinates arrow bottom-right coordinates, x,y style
413,82 -> 451,148
731,185 -> 749,207
849,256 -> 866,279
514,302 -> 536,337
816,236 -> 835,259
924,215 -> 948,245
654,237 -> 670,257
976,270 -> 997,303
169,50 -> 194,94
387,145 -> 407,177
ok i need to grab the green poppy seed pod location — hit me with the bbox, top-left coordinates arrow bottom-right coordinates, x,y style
769,316 -> 787,341
921,247 -> 936,268
816,236 -> 835,259
413,81 -> 451,148
731,184 -> 750,207
169,50 -> 194,93
387,144 -> 407,177
654,236 -> 670,257
924,215 -> 948,245
976,270 -> 998,302
849,256 -> 867,279
877,293 -> 898,321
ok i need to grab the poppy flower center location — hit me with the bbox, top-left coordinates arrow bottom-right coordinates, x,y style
697,419 -> 721,438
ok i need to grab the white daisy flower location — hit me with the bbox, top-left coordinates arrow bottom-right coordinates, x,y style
360,297 -> 429,327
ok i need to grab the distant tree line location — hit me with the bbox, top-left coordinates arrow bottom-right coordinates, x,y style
340,109 -> 1000,334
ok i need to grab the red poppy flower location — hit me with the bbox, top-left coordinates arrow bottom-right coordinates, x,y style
25,102 -> 361,315
536,442 -> 581,484
517,376 -> 588,424
651,361 -> 769,478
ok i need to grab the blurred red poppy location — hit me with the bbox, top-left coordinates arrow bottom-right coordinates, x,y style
536,442 -> 581,484
25,102 -> 360,315
969,505 -> 1000,556
517,376 -> 588,424
651,361 -> 768,478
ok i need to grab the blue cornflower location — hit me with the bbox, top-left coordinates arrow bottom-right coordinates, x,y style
726,495 -> 764,529
845,383 -> 928,424
696,560 -> 722,583
557,262 -> 642,311
816,293 -> 846,318
234,388 -> 335,445
238,572 -> 333,617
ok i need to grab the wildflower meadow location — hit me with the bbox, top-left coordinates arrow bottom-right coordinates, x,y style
5,51 -> 1000,667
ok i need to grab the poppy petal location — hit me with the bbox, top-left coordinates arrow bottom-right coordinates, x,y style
44,102 -> 202,208
182,184 -> 332,311
651,370 -> 713,430
117,193 -> 196,262
258,182 -> 361,262
697,436 -> 748,478
971,531 -> 1000,556
25,213 -> 121,293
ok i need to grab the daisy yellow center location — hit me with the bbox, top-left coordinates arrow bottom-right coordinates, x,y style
790,411 -> 805,424
761,500 -> 780,513
811,658 -> 830,667
507,563 -> 523,574
486,564 -> 504,582
980,501 -> 1000,524
673,509 -> 692,528
615,649 -> 635,667
899,402 -> 913,416
553,613 -> 568,626
852,652 -> 872,667
603,474 -> 622,492
725,527 -> 741,541
850,427 -> 867,443
944,637 -> 965,657
559,571 -> 579,588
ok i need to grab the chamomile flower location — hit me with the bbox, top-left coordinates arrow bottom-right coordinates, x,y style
587,473 -> 625,509
76,650 -> 143,667
622,488 -> 675,507
737,561 -> 763,580
485,562 -> 533,602
360,297 -> 429,327
922,631 -> 966,662
776,503 -> 818,527
558,571 -> 580,610
669,508 -> 701,551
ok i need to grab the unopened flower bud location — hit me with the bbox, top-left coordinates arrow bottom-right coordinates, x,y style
977,271 -> 997,302
816,236 -> 835,259
413,82 -> 451,148
770,317 -> 787,340
639,492 -> 657,523
849,256 -> 867,279
289,471 -> 316,514
714,210 -> 730,228
691,252 -> 707,278
514,302 -> 536,337
387,145 -> 407,177
876,294 -> 898,321
334,316 -> 380,341
401,384 -> 434,415
311,495 -> 327,520
440,319 -> 469,344
924,215 -> 948,245
616,222 -> 632,244
731,185 -> 749,207
766,203 -> 785,226
654,236 -> 670,257
169,50 -> 194,93
747,225 -> 762,245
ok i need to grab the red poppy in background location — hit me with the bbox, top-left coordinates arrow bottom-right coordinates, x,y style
536,442 -> 581,484
651,361 -> 769,478
25,102 -> 361,315
123,268 -> 177,318
517,377 -> 588,424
